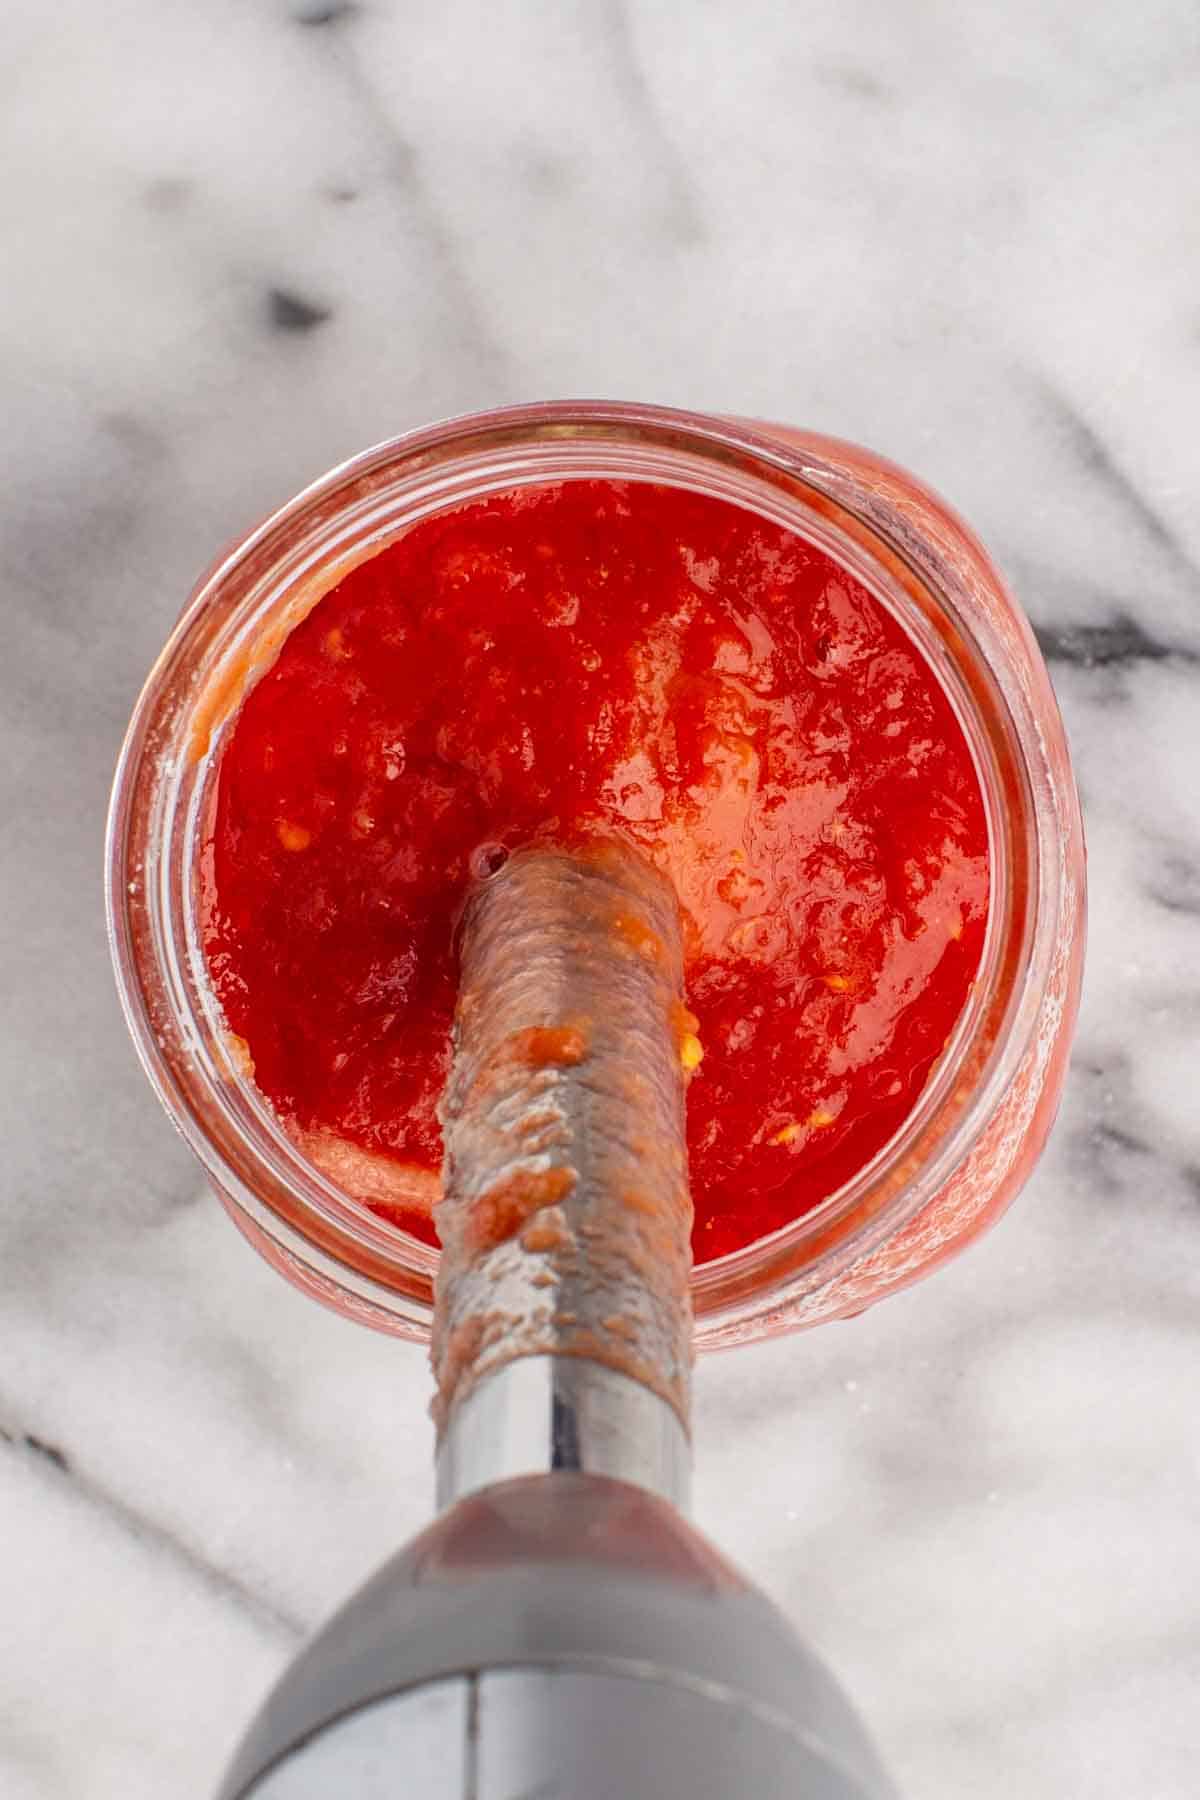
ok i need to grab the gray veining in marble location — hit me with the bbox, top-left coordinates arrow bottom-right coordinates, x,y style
2,3 -> 1199,1796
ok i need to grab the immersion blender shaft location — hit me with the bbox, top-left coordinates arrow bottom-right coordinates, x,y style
432,841 -> 695,1505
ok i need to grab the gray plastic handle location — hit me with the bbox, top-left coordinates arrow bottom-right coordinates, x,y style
220,1474 -> 896,1800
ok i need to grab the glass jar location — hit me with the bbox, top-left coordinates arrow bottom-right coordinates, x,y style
106,402 -> 1085,1348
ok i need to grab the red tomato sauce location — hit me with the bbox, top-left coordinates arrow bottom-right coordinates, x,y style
204,481 -> 988,1261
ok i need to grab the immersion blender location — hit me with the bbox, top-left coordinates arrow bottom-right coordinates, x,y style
219,842 -> 896,1799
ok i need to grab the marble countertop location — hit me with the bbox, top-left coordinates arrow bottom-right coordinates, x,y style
3,3 -> 1198,1794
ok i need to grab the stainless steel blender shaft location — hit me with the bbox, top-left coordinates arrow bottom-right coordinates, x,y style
436,1353 -> 691,1511
433,840 -> 695,1511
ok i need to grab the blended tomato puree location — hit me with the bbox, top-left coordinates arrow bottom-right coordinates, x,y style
203,480 -> 988,1262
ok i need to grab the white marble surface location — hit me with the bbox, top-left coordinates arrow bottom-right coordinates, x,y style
2,3 -> 1199,1794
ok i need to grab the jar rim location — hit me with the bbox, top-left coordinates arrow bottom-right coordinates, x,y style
105,399 -> 1064,1345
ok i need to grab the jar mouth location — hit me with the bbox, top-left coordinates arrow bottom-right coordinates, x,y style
106,400 -> 1048,1345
